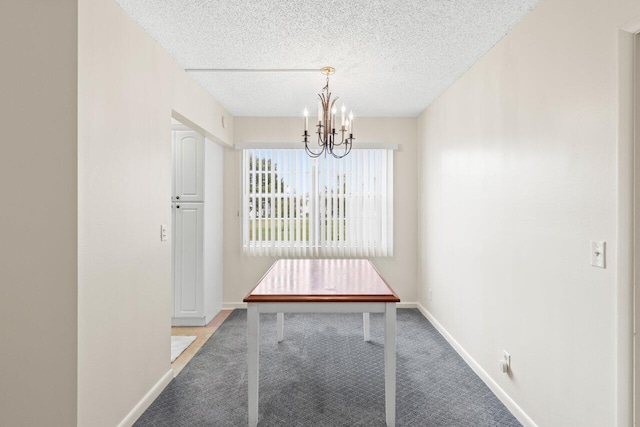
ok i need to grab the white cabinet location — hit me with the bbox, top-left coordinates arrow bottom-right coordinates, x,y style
173,202 -> 204,319
171,126 -> 223,327
173,130 -> 204,202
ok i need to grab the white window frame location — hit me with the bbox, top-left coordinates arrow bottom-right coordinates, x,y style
240,144 -> 395,257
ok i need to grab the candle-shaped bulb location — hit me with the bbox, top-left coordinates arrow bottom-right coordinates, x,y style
303,107 -> 308,132
341,104 -> 346,127
349,110 -> 354,133
317,100 -> 322,124
331,106 -> 337,130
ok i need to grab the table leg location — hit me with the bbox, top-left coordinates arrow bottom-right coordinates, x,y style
384,303 -> 396,427
277,312 -> 284,342
363,313 -> 370,341
248,303 -> 259,427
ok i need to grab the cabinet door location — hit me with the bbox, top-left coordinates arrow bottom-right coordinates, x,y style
173,203 -> 204,318
174,130 -> 204,202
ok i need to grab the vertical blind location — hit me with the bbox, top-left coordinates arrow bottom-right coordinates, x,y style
242,148 -> 393,257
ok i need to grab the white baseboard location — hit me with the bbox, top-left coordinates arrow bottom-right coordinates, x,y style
118,369 -> 173,427
415,303 -> 537,427
223,301 -> 419,310
397,302 -> 417,309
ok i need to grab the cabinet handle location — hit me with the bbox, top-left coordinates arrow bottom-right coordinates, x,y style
176,205 -> 180,209
176,196 -> 180,200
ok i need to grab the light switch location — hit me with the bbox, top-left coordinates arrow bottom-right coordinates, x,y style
590,240 -> 605,268
161,224 -> 168,242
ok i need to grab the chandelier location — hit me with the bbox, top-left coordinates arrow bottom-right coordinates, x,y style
302,67 -> 354,158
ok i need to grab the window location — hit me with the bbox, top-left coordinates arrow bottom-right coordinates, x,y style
242,148 -> 393,257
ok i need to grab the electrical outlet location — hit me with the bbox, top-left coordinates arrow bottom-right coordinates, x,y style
590,241 -> 605,268
160,224 -> 168,242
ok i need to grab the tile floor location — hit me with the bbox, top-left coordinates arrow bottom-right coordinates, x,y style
170,309 -> 233,376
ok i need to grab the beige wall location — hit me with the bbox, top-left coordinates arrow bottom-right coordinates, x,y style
78,0 -> 232,425
0,1 -> 78,425
224,117 -> 418,305
417,0 -> 640,425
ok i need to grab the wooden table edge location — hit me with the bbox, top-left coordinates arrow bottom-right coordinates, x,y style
243,294 -> 401,303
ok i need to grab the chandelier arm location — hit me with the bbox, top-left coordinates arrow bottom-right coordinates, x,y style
305,131 -> 325,158
330,137 -> 353,159
333,129 -> 347,146
329,97 -> 338,133
305,144 -> 324,158
317,126 -> 325,148
319,93 -> 329,143
303,126 -> 326,158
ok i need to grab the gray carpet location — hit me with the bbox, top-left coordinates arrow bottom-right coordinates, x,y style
135,309 -> 520,426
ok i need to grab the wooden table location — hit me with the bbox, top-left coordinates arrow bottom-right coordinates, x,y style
243,259 -> 400,427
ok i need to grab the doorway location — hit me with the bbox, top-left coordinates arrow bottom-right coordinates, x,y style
169,115 -> 227,373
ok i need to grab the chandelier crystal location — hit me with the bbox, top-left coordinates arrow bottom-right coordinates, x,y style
302,67 -> 354,158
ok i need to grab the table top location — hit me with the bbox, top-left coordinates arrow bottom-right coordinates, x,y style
243,259 -> 400,303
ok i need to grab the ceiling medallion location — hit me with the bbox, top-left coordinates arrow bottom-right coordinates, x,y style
302,67 -> 354,158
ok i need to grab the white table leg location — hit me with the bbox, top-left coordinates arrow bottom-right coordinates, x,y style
384,303 -> 396,427
248,303 -> 259,427
277,312 -> 284,342
363,312 -> 370,341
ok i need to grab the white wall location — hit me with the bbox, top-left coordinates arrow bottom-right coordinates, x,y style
417,0 -> 640,425
224,117 -> 418,305
0,1 -> 78,425
204,139 -> 224,321
78,0 -> 232,425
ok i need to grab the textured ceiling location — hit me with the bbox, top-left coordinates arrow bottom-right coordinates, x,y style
115,0 -> 539,117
